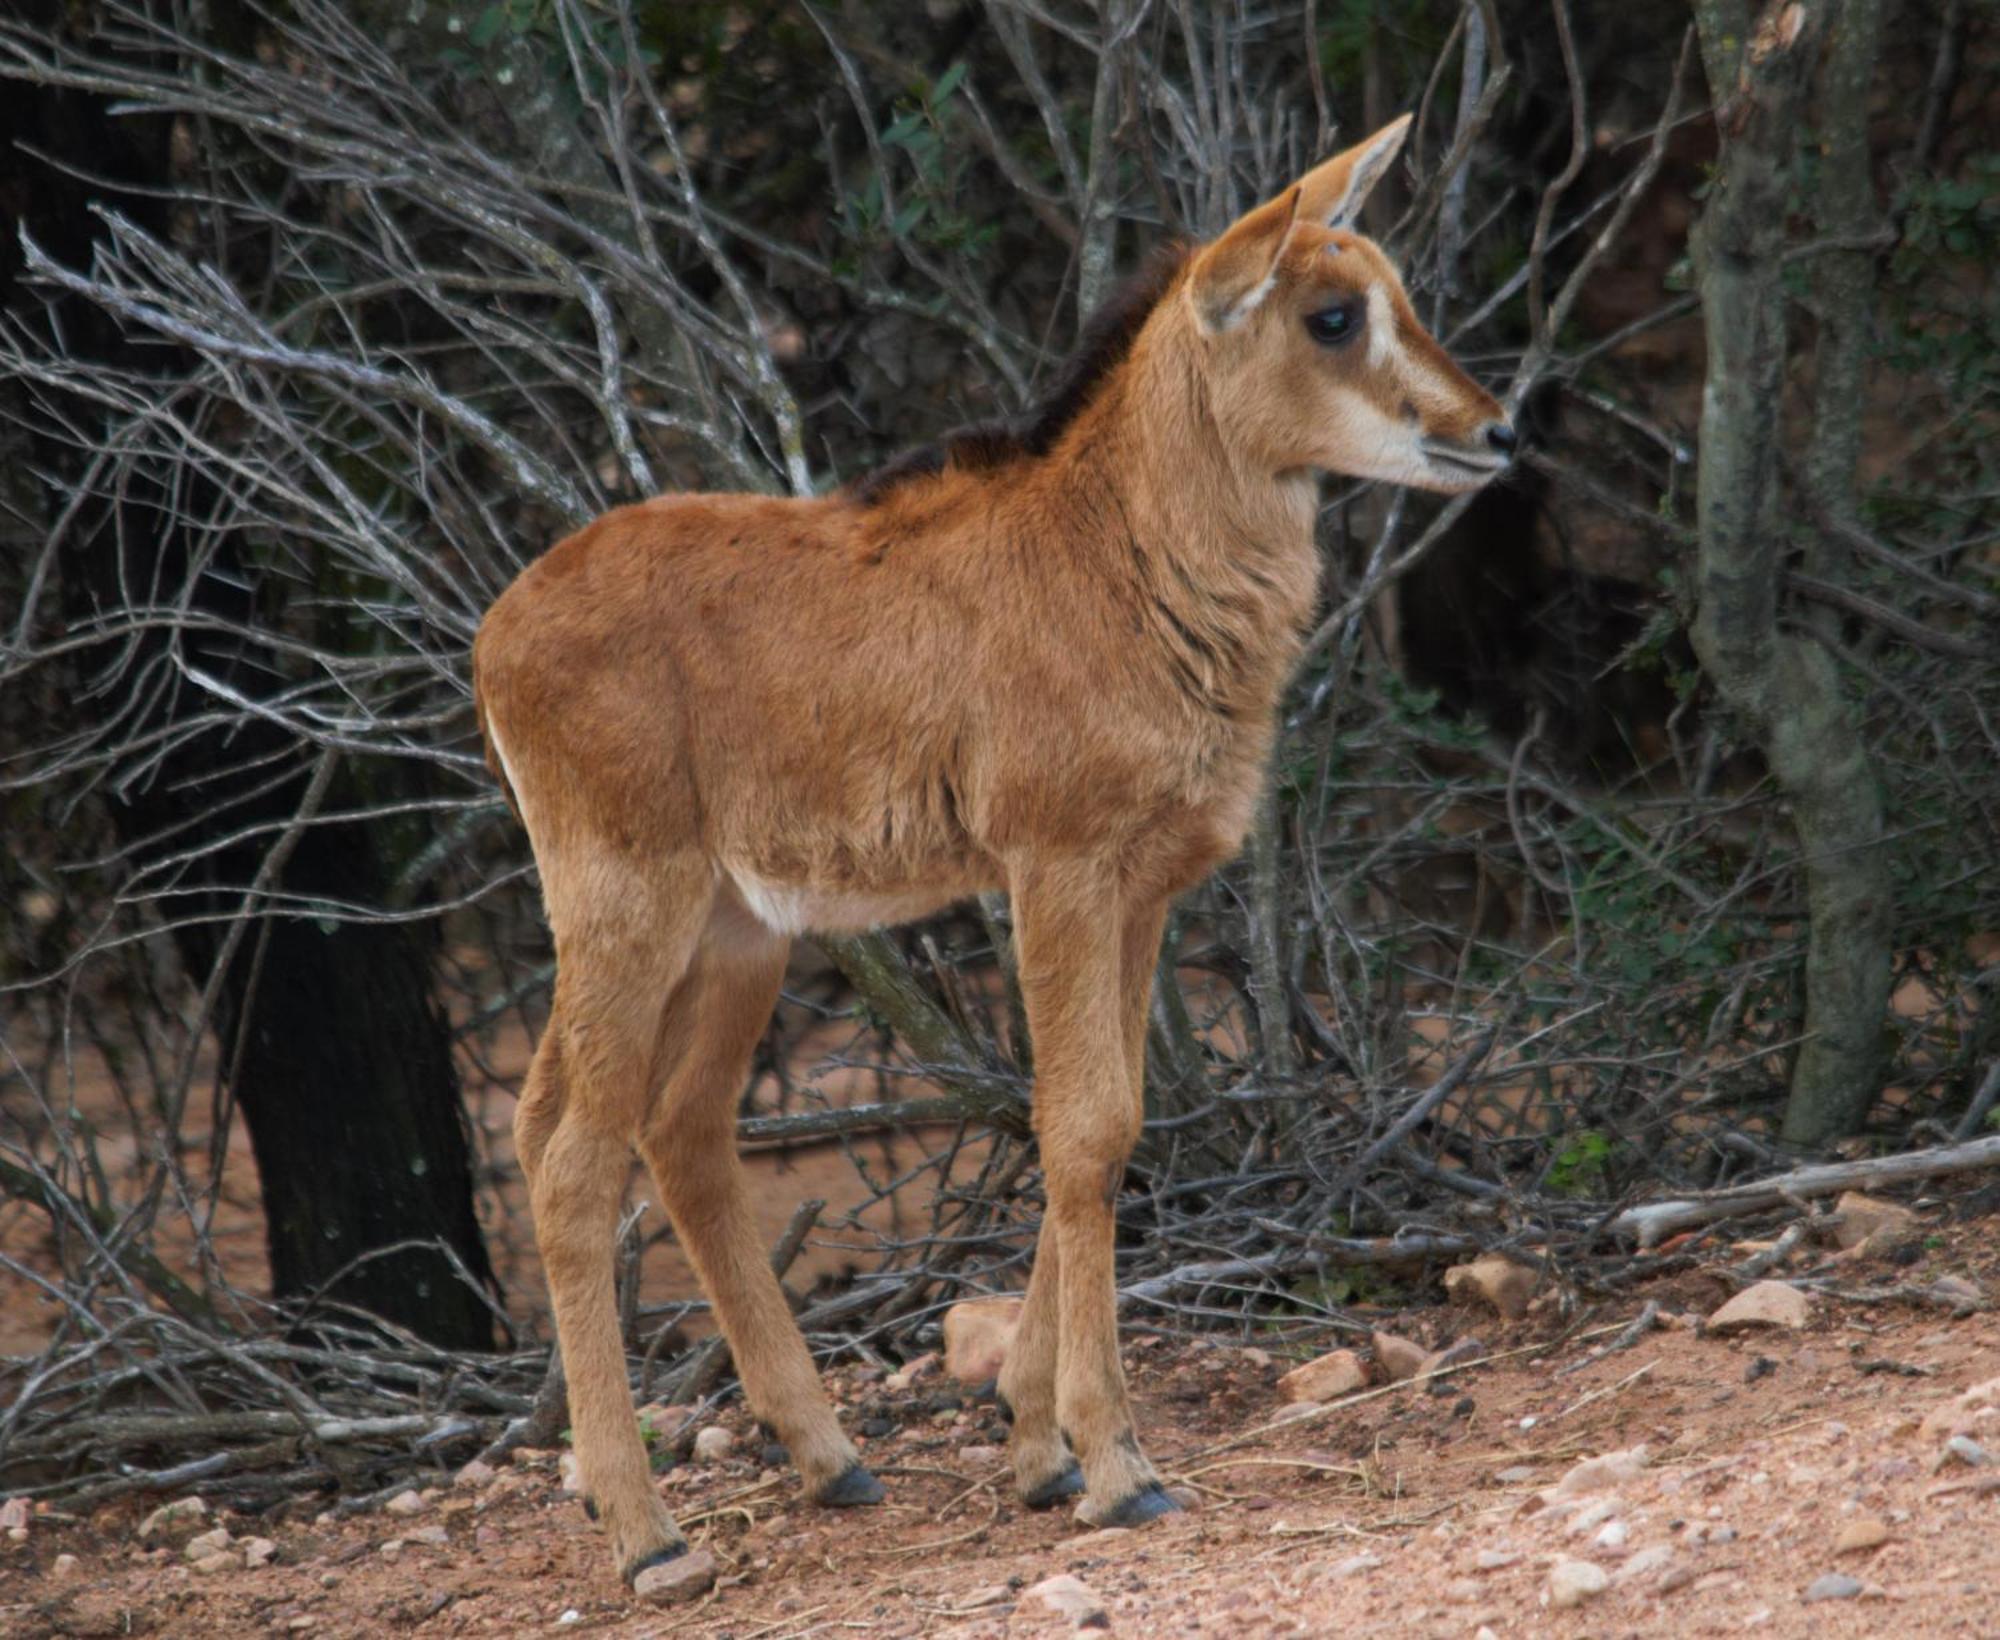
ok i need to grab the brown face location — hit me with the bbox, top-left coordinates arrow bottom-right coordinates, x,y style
1184,115 -> 1516,495
1259,227 -> 1513,492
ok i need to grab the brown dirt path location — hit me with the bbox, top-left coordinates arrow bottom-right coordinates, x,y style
4,1225 -> 1997,1638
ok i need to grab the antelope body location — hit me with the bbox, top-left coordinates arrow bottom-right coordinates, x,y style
473,115 -> 1512,1584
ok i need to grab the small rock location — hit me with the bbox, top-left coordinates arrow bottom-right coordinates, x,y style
1566,1497 -> 1620,1537
1473,1548 -> 1520,1571
1803,1572 -> 1864,1602
0,1498 -> 28,1533
1025,1572 -> 1108,1628
1707,1281 -> 1813,1333
885,1352 -> 941,1393
1547,1558 -> 1609,1608
1941,1435 -> 1991,1468
383,1488 -> 426,1516
634,1548 -> 718,1605
138,1496 -> 208,1539
190,1550 -> 240,1574
1613,1544 -> 1676,1585
957,1443 -> 1005,1466
1372,1330 -> 1429,1383
1919,1374 -> 2000,1439
1278,1348 -> 1368,1404
1444,1254 -> 1535,1320
184,1526 -> 233,1561
243,1536 -> 278,1568
454,1459 -> 496,1489
406,1524 -> 450,1547
1425,1336 -> 1489,1376
51,1552 -> 81,1580
1494,1464 -> 1536,1485
1545,1444 -> 1650,1500
692,1426 -> 735,1464
943,1297 -> 1024,1385
1928,1274 -> 1984,1313
1833,1517 -> 1889,1554
1593,1519 -> 1629,1550
558,1452 -> 584,1494
1325,1551 -> 1382,1578
1830,1192 -> 1918,1252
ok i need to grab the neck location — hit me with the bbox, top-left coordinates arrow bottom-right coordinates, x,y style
1047,311 -> 1323,717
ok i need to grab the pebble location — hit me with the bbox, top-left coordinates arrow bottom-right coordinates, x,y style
1593,1519 -> 1629,1550
1473,1548 -> 1520,1571
634,1548 -> 719,1605
1444,1253 -> 1535,1320
1326,1551 -> 1383,1578
1707,1281 -> 1813,1333
1493,1464 -> 1536,1484
184,1526 -> 233,1561
138,1496 -> 208,1539
244,1536 -> 278,1569
383,1489 -> 426,1516
1803,1572 -> 1864,1602
406,1525 -> 450,1547
1547,1557 -> 1608,1608
1613,1544 -> 1676,1585
190,1550 -> 240,1574
51,1552 -> 81,1580
0,1498 -> 28,1532
559,1452 -> 584,1494
693,1426 -> 735,1464
1833,1516 -> 1889,1554
1278,1347 -> 1368,1404
1025,1572 -> 1109,1628
454,1459 -> 496,1489
1372,1331 -> 1429,1383
957,1443 -> 1005,1466
1546,1444 -> 1649,1500
1942,1435 -> 1990,1468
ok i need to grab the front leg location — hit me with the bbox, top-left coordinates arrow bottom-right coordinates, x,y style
1010,858 -> 1177,1527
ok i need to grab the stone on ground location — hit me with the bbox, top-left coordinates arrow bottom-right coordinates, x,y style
184,1526 -> 233,1561
1443,1254 -> 1535,1320
634,1547 -> 719,1605
1026,1572 -> 1109,1628
453,1458 -> 496,1489
943,1296 -> 1024,1384
1371,1330 -> 1428,1383
1707,1281 -> 1812,1333
383,1488 -> 427,1515
885,1351 -> 940,1392
1919,1374 -> 2000,1439
1547,1558 -> 1608,1608
1831,1191 -> 1918,1252
51,1552 -> 81,1580
1277,1347 -> 1368,1404
1803,1572 -> 1865,1602
693,1425 -> 735,1464
138,1496 -> 207,1539
1545,1443 -> 1650,1500
1833,1516 -> 1889,1554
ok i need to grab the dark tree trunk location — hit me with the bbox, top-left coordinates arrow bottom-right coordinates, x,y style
3,16 -> 497,1348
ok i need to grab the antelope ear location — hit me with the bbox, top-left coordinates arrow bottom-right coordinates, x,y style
1295,113 -> 1412,229
1188,186 -> 1301,333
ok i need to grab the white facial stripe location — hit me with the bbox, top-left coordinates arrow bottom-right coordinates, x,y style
1366,283 -> 1398,371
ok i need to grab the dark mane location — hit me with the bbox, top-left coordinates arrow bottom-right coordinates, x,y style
847,241 -> 1191,507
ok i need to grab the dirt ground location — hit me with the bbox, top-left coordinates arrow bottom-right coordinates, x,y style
5,1216 -> 1997,1639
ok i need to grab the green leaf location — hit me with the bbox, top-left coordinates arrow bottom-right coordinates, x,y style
932,61 -> 967,104
469,5 -> 509,49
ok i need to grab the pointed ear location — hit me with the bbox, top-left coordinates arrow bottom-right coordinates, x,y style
1295,113 -> 1412,229
1188,186 -> 1301,333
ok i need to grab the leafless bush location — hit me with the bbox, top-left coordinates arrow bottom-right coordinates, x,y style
1,0 -> 1994,1510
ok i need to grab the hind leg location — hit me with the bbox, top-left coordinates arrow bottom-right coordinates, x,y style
521,858 -> 710,1584
637,898 -> 876,1505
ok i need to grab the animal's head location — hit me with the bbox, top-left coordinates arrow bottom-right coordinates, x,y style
1181,115 -> 1514,493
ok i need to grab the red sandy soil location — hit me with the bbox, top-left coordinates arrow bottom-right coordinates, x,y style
5,1219 -> 1997,1639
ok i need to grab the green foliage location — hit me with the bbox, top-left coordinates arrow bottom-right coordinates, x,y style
1546,1129 -> 1616,1197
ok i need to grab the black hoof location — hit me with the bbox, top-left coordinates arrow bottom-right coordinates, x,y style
1021,1459 -> 1086,1510
581,1495 -> 599,1522
1091,1481 -> 1181,1529
815,1463 -> 885,1507
622,1541 -> 688,1586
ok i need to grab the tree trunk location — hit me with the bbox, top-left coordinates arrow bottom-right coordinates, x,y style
1689,0 -> 1892,1148
3,24 -> 498,1348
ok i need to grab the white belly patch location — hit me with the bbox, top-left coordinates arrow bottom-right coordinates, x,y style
728,869 -> 958,937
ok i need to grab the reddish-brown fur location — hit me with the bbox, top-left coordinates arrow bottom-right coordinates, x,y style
473,116 -> 1510,1583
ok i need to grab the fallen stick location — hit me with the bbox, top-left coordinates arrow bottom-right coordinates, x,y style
1607,1134 -> 2000,1248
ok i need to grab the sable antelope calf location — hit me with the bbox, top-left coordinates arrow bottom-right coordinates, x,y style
473,114 -> 1512,1584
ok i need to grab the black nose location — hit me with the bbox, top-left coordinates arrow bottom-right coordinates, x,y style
1485,422 -> 1518,457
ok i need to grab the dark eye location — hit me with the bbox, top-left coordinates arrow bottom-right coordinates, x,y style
1305,304 -> 1361,346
